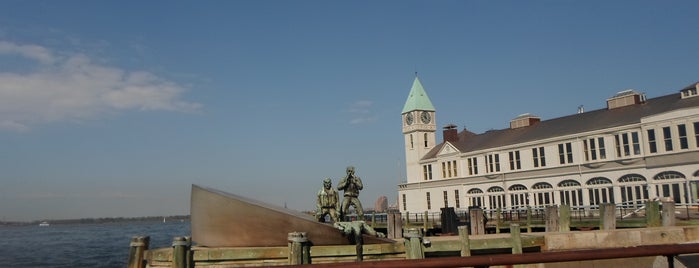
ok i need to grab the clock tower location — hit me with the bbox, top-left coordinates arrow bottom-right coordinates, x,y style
402,76 -> 436,184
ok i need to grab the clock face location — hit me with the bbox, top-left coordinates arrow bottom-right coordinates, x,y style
421,111 -> 431,124
405,113 -> 414,125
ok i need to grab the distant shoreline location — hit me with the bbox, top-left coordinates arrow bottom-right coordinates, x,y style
0,215 -> 190,226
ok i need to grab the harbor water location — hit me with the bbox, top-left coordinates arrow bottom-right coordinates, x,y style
0,220 -> 190,268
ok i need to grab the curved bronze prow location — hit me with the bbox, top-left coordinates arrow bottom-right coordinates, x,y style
190,184 -> 394,247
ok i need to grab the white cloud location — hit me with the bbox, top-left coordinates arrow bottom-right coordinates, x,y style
0,41 -> 201,131
349,100 -> 377,124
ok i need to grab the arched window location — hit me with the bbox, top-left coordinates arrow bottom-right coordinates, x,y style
557,180 -> 582,207
508,184 -> 528,209
410,134 -> 414,149
467,188 -> 484,208
586,177 -> 614,206
532,182 -> 553,207
586,177 -> 612,185
487,186 -> 505,209
653,171 -> 685,180
653,171 -> 686,203
424,133 -> 428,147
618,174 -> 648,208
467,188 -> 483,194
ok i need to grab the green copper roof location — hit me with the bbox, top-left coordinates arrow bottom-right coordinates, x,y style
402,76 -> 435,113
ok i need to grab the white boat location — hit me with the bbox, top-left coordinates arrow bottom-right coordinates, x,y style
39,221 -> 49,227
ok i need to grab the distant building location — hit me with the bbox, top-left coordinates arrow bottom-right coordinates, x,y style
374,196 -> 388,212
399,77 -> 699,213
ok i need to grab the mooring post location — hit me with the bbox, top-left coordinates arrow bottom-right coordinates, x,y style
496,207 -> 502,234
404,228 -> 425,259
127,236 -> 150,268
559,204 -> 571,231
172,236 -> 190,268
371,212 -> 376,228
287,232 -> 311,265
662,201 -> 676,227
469,207 -> 485,235
646,200 -> 661,227
423,211 -> 429,233
510,223 -> 522,254
458,225 -> 470,257
600,203 -> 616,230
387,212 -> 403,239
545,205 -> 559,232
526,207 -> 532,233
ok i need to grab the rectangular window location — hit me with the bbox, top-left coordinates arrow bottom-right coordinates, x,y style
694,122 -> 699,147
451,160 -> 458,177
616,132 -> 641,157
508,151 -> 521,170
663,127 -> 673,151
402,194 -> 407,211
426,192 -> 431,210
454,190 -> 460,208
648,129 -> 657,153
443,191 -> 448,208
584,138 -> 604,161
467,157 -> 478,175
533,147 -> 546,167
447,161 -> 452,177
423,164 -> 432,180
485,154 -> 501,173
679,124 -> 688,149
441,162 -> 446,178
598,137 -> 606,159
631,132 -> 640,155
558,142 -> 573,164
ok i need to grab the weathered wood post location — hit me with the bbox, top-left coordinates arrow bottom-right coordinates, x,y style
288,232 -> 311,265
387,211 -> 403,239
171,236 -> 190,268
405,211 -> 410,225
423,211 -> 429,233
511,223 -> 522,254
646,200 -> 661,227
662,201 -> 676,227
559,204 -> 571,231
127,236 -> 149,268
600,203 -> 616,230
545,205 -> 559,232
458,225 -> 470,257
371,212 -> 376,228
496,207 -> 502,234
469,207 -> 485,235
404,228 -> 425,259
526,207 -> 532,233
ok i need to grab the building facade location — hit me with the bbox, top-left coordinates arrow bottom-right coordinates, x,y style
399,77 -> 699,213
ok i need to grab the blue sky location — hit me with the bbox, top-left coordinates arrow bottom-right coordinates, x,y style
1,1 -> 698,221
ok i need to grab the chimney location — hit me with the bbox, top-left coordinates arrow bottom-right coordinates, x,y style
443,124 -> 458,143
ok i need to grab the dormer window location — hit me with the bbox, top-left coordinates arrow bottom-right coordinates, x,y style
681,82 -> 699,99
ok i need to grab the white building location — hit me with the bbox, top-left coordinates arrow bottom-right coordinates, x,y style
399,77 -> 699,213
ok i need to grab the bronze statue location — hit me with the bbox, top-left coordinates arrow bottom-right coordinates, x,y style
337,166 -> 364,220
316,178 -> 340,223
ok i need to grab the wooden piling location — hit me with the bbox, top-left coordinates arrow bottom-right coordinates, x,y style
510,224 -> 522,254
387,212 -> 403,239
496,207 -> 502,234
662,201 -> 676,227
545,206 -> 559,232
172,236 -> 190,268
526,207 -> 532,233
600,203 -> 616,230
559,204 -> 571,231
288,232 -> 311,265
423,211 -> 429,233
646,201 -> 661,227
458,225 -> 470,257
404,228 -> 424,259
469,207 -> 485,235
127,236 -> 149,268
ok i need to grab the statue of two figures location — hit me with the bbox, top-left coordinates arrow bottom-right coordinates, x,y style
316,166 -> 364,223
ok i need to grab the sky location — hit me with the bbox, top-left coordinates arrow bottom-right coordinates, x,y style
1,1 -> 698,222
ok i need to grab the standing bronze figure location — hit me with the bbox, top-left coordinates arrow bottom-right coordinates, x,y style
337,166 -> 364,220
316,178 -> 340,223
